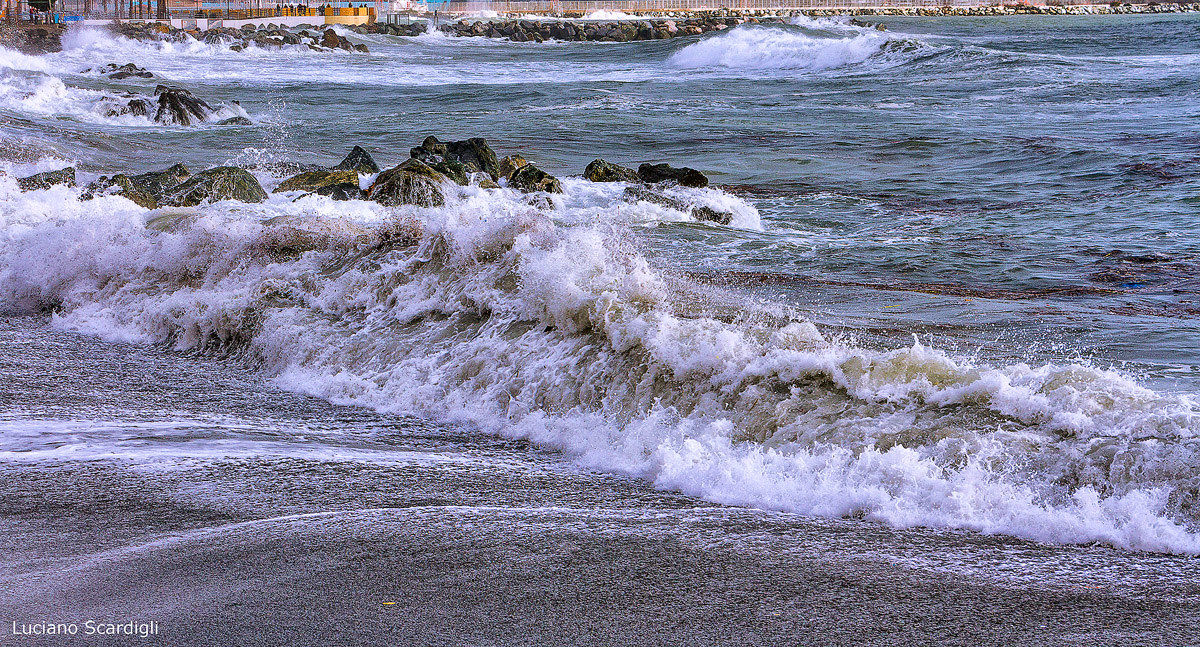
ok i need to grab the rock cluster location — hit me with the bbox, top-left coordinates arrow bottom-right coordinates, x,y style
108,22 -> 368,53
103,84 -> 246,126
82,163 -> 191,208
0,24 -> 63,54
16,168 -> 76,191
86,62 -> 154,80
77,164 -> 266,208
12,140 -> 731,225
370,22 -> 429,37
439,16 -> 785,42
819,2 -> 1200,15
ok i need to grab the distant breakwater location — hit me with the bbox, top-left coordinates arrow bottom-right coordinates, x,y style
417,4 -> 1200,43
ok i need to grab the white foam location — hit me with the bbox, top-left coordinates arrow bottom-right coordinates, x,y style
582,10 -> 638,21
668,24 -> 893,72
1,166 -> 1198,555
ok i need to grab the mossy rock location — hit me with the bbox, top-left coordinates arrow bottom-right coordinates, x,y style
274,169 -> 362,200
584,158 -> 639,183
367,159 -> 447,207
16,167 -> 76,191
162,166 -> 267,206
637,162 -> 709,188
509,164 -> 562,194
333,145 -> 380,174
83,163 -> 191,208
497,155 -> 528,182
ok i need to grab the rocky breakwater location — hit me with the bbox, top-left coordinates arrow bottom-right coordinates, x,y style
8,138 -> 733,226
108,21 -> 369,53
365,22 -> 428,37
820,2 -> 1200,15
439,15 -> 786,43
0,23 -> 63,53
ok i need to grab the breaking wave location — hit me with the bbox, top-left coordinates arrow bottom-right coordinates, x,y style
0,166 -> 1198,555
668,20 -> 927,72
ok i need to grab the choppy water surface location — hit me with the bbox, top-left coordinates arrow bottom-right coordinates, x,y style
2,14 -> 1200,559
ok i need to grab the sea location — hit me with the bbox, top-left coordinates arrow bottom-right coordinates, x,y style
1,13 -> 1199,643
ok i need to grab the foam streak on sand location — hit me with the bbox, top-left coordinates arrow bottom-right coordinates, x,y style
0,170 -> 1198,554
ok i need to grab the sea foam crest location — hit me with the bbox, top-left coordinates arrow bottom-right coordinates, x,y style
668,20 -> 911,72
0,174 -> 1198,554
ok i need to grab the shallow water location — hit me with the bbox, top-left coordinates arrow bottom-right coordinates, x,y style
1,14 -> 1199,561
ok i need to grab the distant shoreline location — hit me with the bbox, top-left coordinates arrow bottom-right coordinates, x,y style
2,1 -> 1197,55
450,3 -> 1200,17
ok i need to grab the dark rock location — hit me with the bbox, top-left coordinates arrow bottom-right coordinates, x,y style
274,169 -> 363,200
637,162 -> 709,188
584,159 -> 639,183
411,136 -> 500,179
431,160 -> 469,186
622,185 -> 689,211
153,85 -> 212,126
509,164 -> 563,194
16,167 -> 76,191
100,62 -> 154,80
105,97 -> 154,118
217,115 -> 253,126
83,174 -> 156,208
162,166 -> 267,206
353,43 -> 370,53
367,158 -> 447,207
321,29 -> 341,49
497,155 -> 528,181
333,146 -> 380,173
693,206 -> 733,225
622,186 -> 732,224
83,164 -> 191,208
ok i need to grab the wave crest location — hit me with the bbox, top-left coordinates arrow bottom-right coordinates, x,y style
1,167 -> 1198,554
669,22 -> 896,72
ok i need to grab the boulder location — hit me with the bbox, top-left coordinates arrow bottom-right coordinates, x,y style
153,85 -> 212,126
117,98 -> 153,117
333,145 -> 380,173
162,166 -> 267,206
622,186 -> 732,224
217,115 -> 253,126
622,185 -> 688,211
497,155 -> 528,181
693,206 -> 732,225
321,29 -> 341,49
411,136 -> 500,179
16,167 -> 76,191
637,162 -> 708,188
94,62 -> 154,79
584,158 -> 639,183
82,164 -> 191,208
83,174 -> 155,208
431,160 -> 469,186
366,158 -> 447,207
273,169 -> 362,201
508,164 -> 562,194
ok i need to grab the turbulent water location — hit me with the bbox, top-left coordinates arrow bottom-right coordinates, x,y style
2,14 -> 1200,557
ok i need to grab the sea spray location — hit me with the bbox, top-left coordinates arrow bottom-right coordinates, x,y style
668,22 -> 906,72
